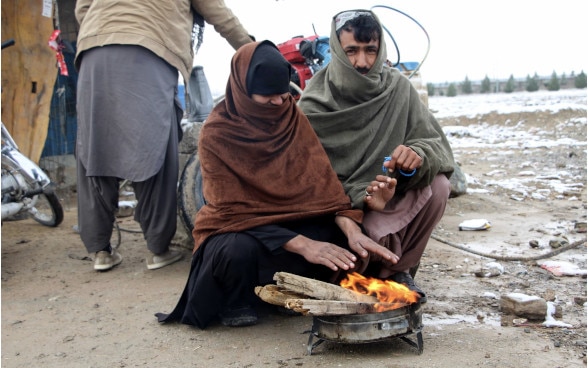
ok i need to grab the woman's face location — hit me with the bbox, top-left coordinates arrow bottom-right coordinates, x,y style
251,93 -> 289,105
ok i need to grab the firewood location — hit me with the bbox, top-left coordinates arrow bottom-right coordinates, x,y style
254,285 -> 307,307
284,299 -> 406,315
273,272 -> 378,304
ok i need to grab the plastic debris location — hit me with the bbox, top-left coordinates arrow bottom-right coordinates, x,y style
539,260 -> 587,277
459,219 -> 491,231
475,262 -> 504,278
485,262 -> 504,274
542,302 -> 572,328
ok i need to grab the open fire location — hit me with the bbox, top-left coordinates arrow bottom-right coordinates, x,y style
340,272 -> 419,311
255,272 -> 424,355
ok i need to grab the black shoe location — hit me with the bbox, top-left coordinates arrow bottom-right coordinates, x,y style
390,272 -> 427,304
219,306 -> 258,327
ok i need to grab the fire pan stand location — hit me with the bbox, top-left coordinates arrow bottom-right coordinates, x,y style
306,301 -> 423,355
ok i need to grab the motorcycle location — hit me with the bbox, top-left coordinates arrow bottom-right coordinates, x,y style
1,38 -> 64,227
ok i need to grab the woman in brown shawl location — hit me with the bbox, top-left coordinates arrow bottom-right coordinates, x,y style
157,41 -> 395,328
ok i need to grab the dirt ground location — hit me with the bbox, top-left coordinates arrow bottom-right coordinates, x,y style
2,100 -> 587,367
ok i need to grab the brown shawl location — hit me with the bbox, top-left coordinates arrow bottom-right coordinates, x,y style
192,41 -> 363,251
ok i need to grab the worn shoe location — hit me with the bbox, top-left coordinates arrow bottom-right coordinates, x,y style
94,249 -> 123,271
146,249 -> 183,270
390,272 -> 428,304
219,306 -> 258,327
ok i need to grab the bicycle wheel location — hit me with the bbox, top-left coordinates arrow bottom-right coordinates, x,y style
28,192 -> 64,227
178,152 -> 206,240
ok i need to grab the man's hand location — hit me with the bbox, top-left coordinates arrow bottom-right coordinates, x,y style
283,235 -> 357,271
383,145 -> 422,173
347,231 -> 398,265
335,216 -> 399,265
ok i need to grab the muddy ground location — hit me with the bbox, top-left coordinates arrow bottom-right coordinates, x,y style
2,93 -> 587,367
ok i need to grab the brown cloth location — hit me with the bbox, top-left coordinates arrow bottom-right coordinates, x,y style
192,41 -> 363,251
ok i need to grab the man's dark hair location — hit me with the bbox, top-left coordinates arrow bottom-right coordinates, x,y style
336,14 -> 381,43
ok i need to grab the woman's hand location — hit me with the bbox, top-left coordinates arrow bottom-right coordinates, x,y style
283,235 -> 357,271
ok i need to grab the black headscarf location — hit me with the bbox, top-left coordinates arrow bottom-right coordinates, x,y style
246,42 -> 291,96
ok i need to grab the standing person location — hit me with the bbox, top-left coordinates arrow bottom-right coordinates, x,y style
74,0 -> 253,271
298,9 -> 456,303
156,41 -> 396,328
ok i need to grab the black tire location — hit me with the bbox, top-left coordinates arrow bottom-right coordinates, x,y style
178,152 -> 206,240
28,191 -> 64,227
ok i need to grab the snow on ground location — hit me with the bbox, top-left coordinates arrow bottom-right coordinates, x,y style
442,121 -> 586,150
429,88 -> 587,118
430,89 -> 587,201
428,89 -> 586,263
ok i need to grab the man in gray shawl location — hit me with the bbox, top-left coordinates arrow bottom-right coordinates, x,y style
298,9 -> 455,303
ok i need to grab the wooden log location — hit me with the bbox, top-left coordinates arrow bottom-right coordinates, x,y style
254,284 -> 308,307
273,272 -> 377,304
285,299 -> 374,315
284,299 -> 407,316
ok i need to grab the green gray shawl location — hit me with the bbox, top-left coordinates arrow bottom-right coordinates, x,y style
298,11 -> 454,210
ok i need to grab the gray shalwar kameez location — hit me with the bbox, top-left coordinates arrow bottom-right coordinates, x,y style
76,45 -> 181,254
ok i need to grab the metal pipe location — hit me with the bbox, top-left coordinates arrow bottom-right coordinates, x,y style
2,202 -> 24,220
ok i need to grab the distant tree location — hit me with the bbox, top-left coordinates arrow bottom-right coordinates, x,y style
575,70 -> 587,88
446,83 -> 457,97
461,76 -> 472,94
480,75 -> 491,93
525,73 -> 539,92
504,75 -> 516,93
427,82 -> 435,96
560,72 -> 567,87
546,71 -> 560,91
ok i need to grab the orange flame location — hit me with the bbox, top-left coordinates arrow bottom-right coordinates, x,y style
340,272 -> 419,312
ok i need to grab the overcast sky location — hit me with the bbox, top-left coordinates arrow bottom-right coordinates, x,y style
193,0 -> 586,96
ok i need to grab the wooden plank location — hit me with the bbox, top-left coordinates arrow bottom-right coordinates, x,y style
1,0 -> 58,162
273,272 -> 378,304
284,299 -> 407,316
254,284 -> 308,307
